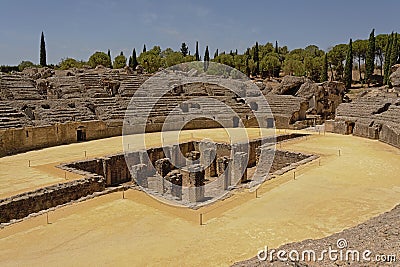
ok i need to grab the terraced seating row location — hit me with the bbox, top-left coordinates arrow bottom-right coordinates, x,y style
0,75 -> 43,100
0,102 -> 29,129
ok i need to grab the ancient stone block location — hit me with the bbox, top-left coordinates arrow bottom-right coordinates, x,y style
131,163 -> 148,188
217,156 -> 232,190
232,152 -> 248,184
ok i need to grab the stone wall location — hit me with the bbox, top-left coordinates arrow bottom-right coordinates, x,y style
0,175 -> 105,224
327,94 -> 400,148
0,120 -> 122,156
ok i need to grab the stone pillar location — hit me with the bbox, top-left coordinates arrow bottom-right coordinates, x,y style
185,151 -> 200,166
139,150 -> 154,176
217,156 -> 232,190
154,158 -> 171,194
102,157 -> 112,186
165,171 -> 183,199
232,152 -> 248,184
165,144 -> 185,168
131,163 -> 148,188
201,148 -> 217,177
182,164 -> 205,203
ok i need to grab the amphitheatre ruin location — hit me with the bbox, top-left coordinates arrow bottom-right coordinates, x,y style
0,60 -> 399,267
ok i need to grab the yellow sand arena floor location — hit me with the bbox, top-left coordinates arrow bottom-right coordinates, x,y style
0,129 -> 399,266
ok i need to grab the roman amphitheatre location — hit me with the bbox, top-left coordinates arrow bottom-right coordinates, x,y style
0,59 -> 399,267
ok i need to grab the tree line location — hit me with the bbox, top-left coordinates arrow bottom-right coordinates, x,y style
5,30 -> 400,87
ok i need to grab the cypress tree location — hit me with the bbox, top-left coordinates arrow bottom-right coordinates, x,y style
390,33 -> 398,68
383,33 -> 393,85
214,49 -> 219,59
195,41 -> 200,61
131,48 -> 138,69
365,29 -> 375,84
275,41 -> 279,54
254,42 -> 259,76
204,45 -> 210,71
107,49 -> 112,68
143,44 -> 147,53
40,32 -> 47,67
344,39 -> 353,88
321,53 -> 328,82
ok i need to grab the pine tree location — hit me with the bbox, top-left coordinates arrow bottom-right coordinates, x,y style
195,41 -> 200,61
180,42 -> 188,57
383,33 -> 393,85
321,53 -> 328,82
204,45 -> 210,71
40,32 -> 47,67
344,39 -> 353,88
254,42 -> 259,76
214,49 -> 219,59
365,29 -> 375,84
107,49 -> 112,68
143,44 -> 147,53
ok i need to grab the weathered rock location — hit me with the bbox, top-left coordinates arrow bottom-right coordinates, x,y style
271,76 -> 310,95
390,64 -> 400,88
296,80 -> 345,119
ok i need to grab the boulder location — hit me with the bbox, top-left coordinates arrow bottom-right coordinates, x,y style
38,67 -> 55,79
296,80 -> 319,99
390,64 -> 400,88
271,75 -> 310,95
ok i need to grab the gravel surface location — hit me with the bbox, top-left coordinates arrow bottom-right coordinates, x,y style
233,204 -> 400,267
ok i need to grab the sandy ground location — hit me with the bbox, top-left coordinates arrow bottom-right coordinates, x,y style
0,128 -> 272,199
0,130 -> 399,266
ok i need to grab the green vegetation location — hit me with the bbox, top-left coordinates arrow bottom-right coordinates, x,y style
88,51 -> 112,68
59,58 -> 84,70
4,30 -> 400,85
365,29 -> 375,83
321,53 -> 328,82
18,61 -> 36,71
344,39 -> 353,88
113,52 -> 127,69
180,43 -> 189,57
128,48 -> 138,69
195,41 -> 200,61
40,32 -> 47,67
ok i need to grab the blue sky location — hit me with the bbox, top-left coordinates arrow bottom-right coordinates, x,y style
0,0 -> 399,65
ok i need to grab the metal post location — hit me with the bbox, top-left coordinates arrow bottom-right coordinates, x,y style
294,171 -> 296,180
339,149 -> 341,156
64,172 -> 67,180
28,160 -> 31,167
200,213 -> 203,225
46,212 -> 49,224
122,188 -> 125,199
84,150 -> 87,158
